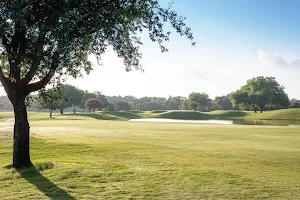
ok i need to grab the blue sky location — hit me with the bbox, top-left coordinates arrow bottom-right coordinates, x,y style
66,0 -> 300,99
1,0 -> 299,99
175,0 -> 300,52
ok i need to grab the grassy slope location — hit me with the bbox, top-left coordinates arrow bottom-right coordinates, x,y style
1,108 -> 300,122
141,108 -> 300,120
0,113 -> 300,199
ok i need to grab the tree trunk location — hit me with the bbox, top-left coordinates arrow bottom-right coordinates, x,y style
260,104 -> 264,113
50,109 -> 53,118
12,92 -> 32,168
60,108 -> 64,115
253,105 -> 257,113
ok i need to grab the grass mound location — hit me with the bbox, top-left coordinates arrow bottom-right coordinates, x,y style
67,112 -> 124,120
156,111 -> 209,120
151,109 -> 300,120
102,111 -> 142,119
246,108 -> 300,120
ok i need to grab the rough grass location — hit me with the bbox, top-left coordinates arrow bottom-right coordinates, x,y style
0,113 -> 300,199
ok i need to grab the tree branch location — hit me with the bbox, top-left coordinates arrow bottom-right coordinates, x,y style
27,53 -> 59,93
8,24 -> 22,80
14,29 -> 27,82
21,32 -> 46,85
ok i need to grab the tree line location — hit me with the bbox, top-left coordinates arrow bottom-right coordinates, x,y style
0,76 -> 299,115
11,76 -> 295,116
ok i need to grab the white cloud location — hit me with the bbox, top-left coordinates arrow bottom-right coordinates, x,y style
258,50 -> 300,68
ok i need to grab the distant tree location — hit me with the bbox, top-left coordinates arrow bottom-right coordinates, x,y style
165,96 -> 184,110
290,98 -> 300,108
58,95 -> 69,115
85,98 -> 103,113
189,102 -> 199,111
94,91 -> 109,109
64,85 -> 84,113
107,103 -> 116,111
114,101 -> 131,111
122,96 -> 136,104
106,96 -> 123,104
209,100 -> 219,111
180,99 -> 190,110
215,95 -> 233,110
130,96 -> 169,111
231,77 -> 289,113
188,92 -> 211,111
143,102 -> 164,111
81,92 -> 97,109
130,98 -> 144,111
37,86 -> 68,118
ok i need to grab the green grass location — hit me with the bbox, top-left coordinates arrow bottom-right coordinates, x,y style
0,112 -> 14,122
102,111 -> 142,119
0,112 -> 300,199
141,108 -> 300,120
2,108 -> 299,122
244,108 -> 300,120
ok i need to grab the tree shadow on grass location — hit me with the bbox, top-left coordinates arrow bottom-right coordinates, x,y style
17,163 -> 76,200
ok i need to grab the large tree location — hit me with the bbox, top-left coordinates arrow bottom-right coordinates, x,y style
0,1 -> 194,167
230,90 -> 254,111
231,77 -> 289,113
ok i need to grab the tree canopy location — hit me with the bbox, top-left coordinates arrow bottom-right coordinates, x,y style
290,98 -> 300,108
114,101 -> 131,111
0,0 -> 194,95
94,91 -> 109,109
84,98 -> 103,112
37,85 -> 68,117
63,84 -> 84,106
230,76 -> 289,113
214,95 -> 233,110
188,92 -> 211,111
0,0 -> 194,168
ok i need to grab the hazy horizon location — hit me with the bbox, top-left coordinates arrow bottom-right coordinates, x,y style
1,0 -> 299,99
